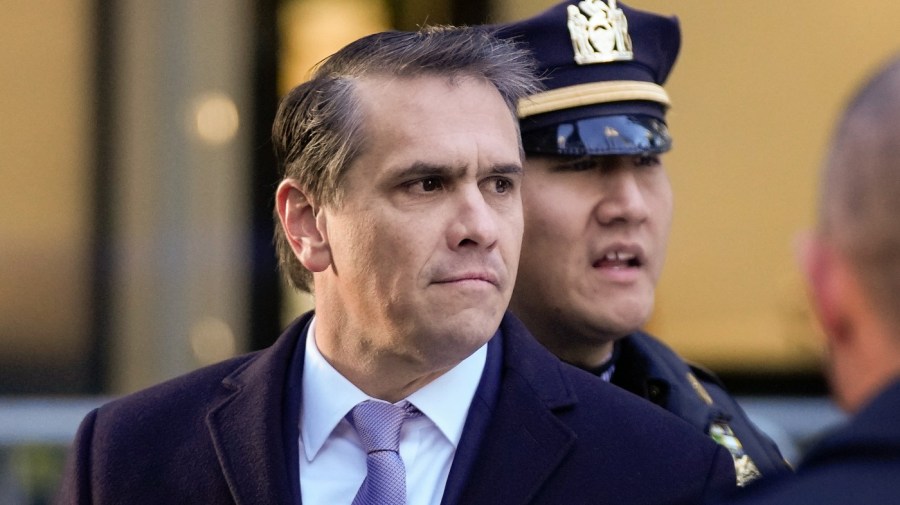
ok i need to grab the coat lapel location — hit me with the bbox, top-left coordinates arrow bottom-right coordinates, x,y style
201,311 -> 577,504
455,314 -> 579,504
205,314 -> 311,505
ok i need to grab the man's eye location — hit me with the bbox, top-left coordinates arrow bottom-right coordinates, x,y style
557,160 -> 597,172
494,178 -> 512,194
635,155 -> 660,167
419,177 -> 443,192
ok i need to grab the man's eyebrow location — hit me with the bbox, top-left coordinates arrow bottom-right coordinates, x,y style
391,161 -> 523,180
393,161 -> 464,179
489,163 -> 524,176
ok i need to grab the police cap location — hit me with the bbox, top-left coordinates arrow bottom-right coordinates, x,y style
495,0 -> 681,156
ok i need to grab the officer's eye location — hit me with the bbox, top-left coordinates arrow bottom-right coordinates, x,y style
635,155 -> 661,167
556,158 -> 599,172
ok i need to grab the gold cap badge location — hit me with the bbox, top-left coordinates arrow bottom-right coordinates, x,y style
567,0 -> 634,65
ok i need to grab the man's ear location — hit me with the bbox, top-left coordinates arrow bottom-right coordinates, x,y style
797,231 -> 847,343
275,179 -> 332,273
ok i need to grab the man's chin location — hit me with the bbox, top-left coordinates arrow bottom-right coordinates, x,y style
588,306 -> 654,339
423,305 -> 503,341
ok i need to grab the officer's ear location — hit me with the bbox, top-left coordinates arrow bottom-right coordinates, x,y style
275,179 -> 332,273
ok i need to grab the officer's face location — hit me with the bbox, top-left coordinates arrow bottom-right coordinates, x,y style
511,154 -> 672,367
315,75 -> 524,378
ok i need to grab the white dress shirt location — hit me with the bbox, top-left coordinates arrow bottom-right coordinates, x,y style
299,317 -> 487,505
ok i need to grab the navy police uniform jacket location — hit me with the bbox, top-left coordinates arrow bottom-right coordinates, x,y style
57,312 -> 737,504
723,379 -> 900,504
611,331 -> 791,485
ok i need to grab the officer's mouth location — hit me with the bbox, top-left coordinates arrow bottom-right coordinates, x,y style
592,250 -> 644,270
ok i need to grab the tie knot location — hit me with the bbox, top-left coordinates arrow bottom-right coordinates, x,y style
350,400 -> 418,454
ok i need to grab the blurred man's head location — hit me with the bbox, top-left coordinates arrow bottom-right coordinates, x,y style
496,0 -> 681,368
800,56 -> 900,412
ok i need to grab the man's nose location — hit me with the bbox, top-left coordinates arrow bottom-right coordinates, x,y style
593,170 -> 650,225
447,185 -> 500,250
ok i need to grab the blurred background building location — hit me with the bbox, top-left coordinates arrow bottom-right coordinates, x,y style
3,0 -> 899,502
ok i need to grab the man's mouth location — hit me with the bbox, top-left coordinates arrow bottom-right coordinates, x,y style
434,272 -> 499,287
593,251 -> 643,269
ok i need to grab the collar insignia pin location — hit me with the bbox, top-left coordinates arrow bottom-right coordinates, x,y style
710,421 -> 763,487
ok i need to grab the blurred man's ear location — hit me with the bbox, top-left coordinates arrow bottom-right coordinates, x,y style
276,179 -> 332,273
797,231 -> 846,343
797,230 -> 872,356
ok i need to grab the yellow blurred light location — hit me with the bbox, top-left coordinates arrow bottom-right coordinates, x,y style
193,92 -> 239,145
190,316 -> 237,365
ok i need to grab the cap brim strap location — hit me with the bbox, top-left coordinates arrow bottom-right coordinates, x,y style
518,80 -> 670,119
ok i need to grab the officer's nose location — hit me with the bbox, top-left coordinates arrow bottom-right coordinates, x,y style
593,169 -> 650,226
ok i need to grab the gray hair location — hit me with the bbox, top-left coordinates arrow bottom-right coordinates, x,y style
820,55 -> 900,332
272,25 -> 540,292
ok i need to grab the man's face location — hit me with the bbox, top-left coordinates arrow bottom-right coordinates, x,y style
511,154 -> 673,365
318,75 -> 523,373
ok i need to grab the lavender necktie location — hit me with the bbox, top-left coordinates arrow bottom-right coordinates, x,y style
349,400 -> 420,505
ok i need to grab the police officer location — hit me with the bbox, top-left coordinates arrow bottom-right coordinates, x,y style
496,0 -> 791,486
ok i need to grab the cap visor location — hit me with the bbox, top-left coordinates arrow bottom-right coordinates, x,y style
522,114 -> 672,156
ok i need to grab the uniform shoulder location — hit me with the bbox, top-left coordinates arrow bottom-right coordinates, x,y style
628,331 -> 732,394
687,360 -> 731,391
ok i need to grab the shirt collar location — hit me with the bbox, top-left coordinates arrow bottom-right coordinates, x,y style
406,337 -> 486,449
300,316 -> 487,461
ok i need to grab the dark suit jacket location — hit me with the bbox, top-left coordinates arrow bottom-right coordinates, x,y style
57,311 -> 736,504
724,379 -> 900,505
